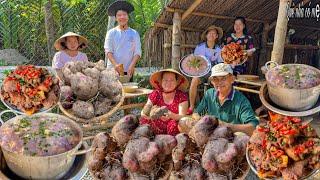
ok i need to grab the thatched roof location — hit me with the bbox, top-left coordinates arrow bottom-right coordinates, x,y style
151,0 -> 320,40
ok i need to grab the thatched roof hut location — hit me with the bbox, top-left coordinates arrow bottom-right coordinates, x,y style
144,0 -> 320,75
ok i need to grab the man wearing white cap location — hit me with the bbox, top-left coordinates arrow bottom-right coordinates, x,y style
193,63 -> 258,135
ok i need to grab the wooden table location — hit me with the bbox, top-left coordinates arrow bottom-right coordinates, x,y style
234,78 -> 265,94
120,88 -> 152,114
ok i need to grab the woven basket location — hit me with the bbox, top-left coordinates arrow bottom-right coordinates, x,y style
59,86 -> 125,127
169,158 -> 250,180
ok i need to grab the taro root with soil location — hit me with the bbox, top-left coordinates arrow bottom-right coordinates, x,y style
59,60 -> 123,119
89,115 -> 176,179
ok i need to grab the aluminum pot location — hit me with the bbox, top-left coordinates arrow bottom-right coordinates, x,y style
0,111 -> 91,180
264,61 -> 320,111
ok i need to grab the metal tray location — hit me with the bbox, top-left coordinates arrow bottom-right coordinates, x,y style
259,82 -> 320,117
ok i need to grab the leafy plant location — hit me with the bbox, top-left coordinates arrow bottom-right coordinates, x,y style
0,0 -> 166,66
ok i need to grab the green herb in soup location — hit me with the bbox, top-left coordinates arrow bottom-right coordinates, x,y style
0,115 -> 80,156
267,65 -> 320,89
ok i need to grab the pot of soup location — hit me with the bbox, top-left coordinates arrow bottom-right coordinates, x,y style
0,111 -> 90,179
264,61 -> 320,111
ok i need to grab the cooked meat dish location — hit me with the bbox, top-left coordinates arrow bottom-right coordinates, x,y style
1,65 -> 59,114
248,114 -> 320,180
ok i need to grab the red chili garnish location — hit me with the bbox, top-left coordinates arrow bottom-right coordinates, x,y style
300,124 -> 309,129
271,121 -> 279,127
262,139 -> 267,149
280,129 -> 297,136
289,117 -> 301,123
305,140 -> 314,148
283,116 -> 290,122
27,88 -> 38,97
294,145 -> 305,155
6,77 -> 16,81
257,126 -> 270,132
43,76 -> 52,88
274,123 -> 285,131
16,82 -> 21,93
271,149 -> 284,158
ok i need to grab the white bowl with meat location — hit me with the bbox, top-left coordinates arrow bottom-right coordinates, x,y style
247,115 -> 320,180
0,65 -> 60,115
0,113 -> 90,179
179,54 -> 211,77
265,61 -> 320,111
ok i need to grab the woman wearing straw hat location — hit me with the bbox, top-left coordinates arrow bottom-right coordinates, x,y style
104,1 -> 141,80
140,69 -> 189,136
52,32 -> 88,79
188,25 -> 224,114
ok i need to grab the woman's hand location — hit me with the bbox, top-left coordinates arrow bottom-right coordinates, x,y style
163,111 -> 179,121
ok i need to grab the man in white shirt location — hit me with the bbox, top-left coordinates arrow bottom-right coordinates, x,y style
104,1 -> 141,79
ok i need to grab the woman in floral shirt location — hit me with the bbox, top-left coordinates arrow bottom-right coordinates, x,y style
224,17 -> 255,74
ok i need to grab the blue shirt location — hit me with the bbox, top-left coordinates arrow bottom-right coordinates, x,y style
104,27 -> 142,72
194,42 -> 223,66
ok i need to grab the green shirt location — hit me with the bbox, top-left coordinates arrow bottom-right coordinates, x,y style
195,88 -> 259,127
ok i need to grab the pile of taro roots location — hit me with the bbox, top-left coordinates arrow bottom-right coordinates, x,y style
88,115 -> 250,180
60,60 -> 122,119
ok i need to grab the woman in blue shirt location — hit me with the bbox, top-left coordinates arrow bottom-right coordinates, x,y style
188,25 -> 224,114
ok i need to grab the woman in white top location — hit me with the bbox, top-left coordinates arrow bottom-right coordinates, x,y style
52,32 -> 88,79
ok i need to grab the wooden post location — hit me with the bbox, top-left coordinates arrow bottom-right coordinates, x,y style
271,0 -> 292,64
44,0 -> 55,64
172,12 -> 181,70
258,23 -> 270,75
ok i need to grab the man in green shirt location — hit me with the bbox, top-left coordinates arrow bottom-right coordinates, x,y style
193,63 -> 258,135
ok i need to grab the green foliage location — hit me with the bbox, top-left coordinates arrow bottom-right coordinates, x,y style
131,73 -> 151,103
0,0 -> 167,65
128,0 -> 162,36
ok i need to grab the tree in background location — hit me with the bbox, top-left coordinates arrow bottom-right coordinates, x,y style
0,0 -> 168,66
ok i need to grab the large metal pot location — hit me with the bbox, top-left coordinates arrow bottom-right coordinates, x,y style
264,61 -> 320,111
0,111 -> 90,180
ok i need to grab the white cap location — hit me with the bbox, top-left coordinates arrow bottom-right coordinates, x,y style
209,63 -> 233,77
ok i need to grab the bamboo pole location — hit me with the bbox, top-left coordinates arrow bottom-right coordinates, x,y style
271,0 -> 292,64
182,0 -> 204,21
172,12 -> 181,70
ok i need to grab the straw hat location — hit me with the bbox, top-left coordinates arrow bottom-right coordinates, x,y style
107,1 -> 134,16
54,32 -> 88,51
201,25 -> 224,41
150,69 -> 189,92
